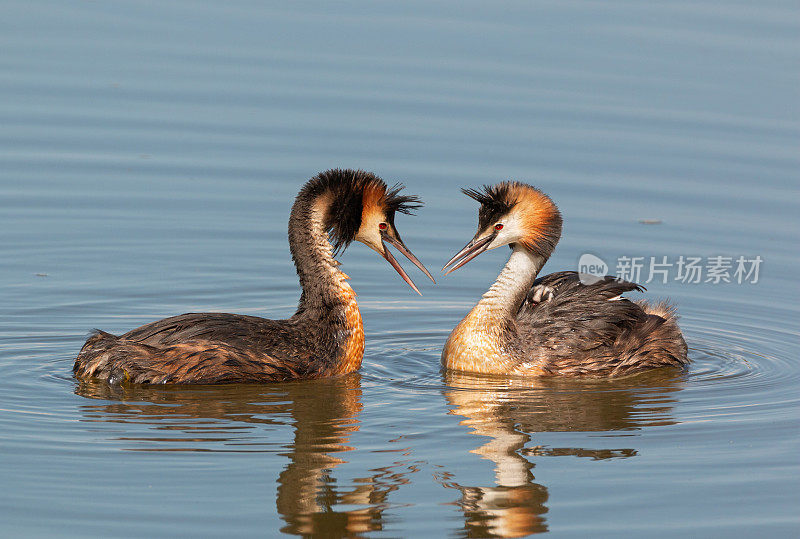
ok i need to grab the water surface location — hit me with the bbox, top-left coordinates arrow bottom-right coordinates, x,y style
1,1 -> 798,537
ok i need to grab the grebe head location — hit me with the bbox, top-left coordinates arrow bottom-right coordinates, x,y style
304,169 -> 434,294
443,182 -> 563,274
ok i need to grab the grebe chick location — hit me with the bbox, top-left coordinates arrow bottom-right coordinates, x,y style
74,169 -> 434,384
441,182 -> 688,377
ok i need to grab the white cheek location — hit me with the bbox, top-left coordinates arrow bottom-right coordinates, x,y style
354,214 -> 386,253
489,230 -> 511,249
488,214 -> 523,249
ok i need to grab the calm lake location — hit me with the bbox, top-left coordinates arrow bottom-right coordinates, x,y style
1,1 -> 798,537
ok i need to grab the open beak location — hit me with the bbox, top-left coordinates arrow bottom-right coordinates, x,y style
442,232 -> 496,275
381,232 -> 436,295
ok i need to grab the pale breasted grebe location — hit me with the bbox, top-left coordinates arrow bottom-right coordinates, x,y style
441,182 -> 688,377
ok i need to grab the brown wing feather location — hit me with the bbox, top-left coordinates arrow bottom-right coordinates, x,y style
520,271 -> 645,313
74,313 -> 340,384
515,272 -> 687,376
73,331 -> 301,384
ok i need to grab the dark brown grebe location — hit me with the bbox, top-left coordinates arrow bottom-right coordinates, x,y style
441,182 -> 688,377
74,169 -> 434,384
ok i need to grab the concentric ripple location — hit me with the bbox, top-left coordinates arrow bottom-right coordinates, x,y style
363,298 -> 800,434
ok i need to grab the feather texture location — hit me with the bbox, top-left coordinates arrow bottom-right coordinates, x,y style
74,169 -> 418,384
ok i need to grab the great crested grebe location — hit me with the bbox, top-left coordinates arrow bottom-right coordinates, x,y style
441,182 -> 688,377
74,169 -> 434,384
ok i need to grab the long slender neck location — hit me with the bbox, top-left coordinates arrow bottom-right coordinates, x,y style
286,189 -> 364,375
288,192 -> 354,318
442,245 -> 548,373
475,245 -> 547,320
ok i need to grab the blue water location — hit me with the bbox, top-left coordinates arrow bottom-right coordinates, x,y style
1,1 -> 798,537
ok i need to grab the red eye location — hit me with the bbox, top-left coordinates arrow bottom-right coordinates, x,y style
494,223 -> 504,231
378,223 -> 388,230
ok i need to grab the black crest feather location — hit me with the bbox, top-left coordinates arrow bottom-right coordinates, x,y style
299,169 -> 422,254
384,183 -> 423,215
461,183 -> 516,232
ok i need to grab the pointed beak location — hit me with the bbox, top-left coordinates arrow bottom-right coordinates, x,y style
380,232 -> 435,295
442,232 -> 496,275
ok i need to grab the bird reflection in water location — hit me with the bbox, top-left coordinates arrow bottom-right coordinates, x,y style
439,370 -> 684,537
75,374 -> 415,537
